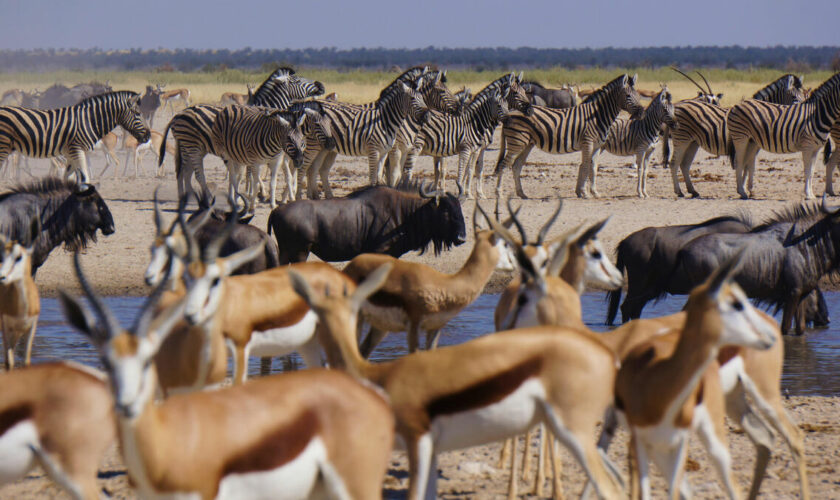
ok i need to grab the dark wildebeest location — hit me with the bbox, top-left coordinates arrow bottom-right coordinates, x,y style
139,85 -> 163,129
0,178 -> 115,275
520,81 -> 577,109
38,81 -> 112,109
664,198 -> 840,335
267,182 -> 467,264
607,212 -> 830,329
145,193 -> 279,286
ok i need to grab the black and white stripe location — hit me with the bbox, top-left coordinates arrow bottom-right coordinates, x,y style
665,74 -> 806,197
0,91 -> 149,182
593,88 -> 676,198
494,74 -> 643,199
727,72 -> 840,199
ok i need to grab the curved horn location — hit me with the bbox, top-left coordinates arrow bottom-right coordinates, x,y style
478,203 -> 540,281
506,198 -> 528,245
695,71 -> 714,96
418,181 -> 438,199
546,223 -> 585,277
235,192 -> 249,220
132,256 -> 174,336
821,194 -> 840,215
73,252 -> 122,337
670,66 -> 707,94
178,202 -> 201,264
536,199 -> 563,246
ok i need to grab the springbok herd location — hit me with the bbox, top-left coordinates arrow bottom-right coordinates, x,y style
0,64 -> 836,500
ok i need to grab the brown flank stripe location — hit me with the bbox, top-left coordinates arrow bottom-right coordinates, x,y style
223,408 -> 320,475
427,358 -> 543,418
0,404 -> 33,436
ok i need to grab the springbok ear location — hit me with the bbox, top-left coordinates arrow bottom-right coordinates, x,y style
547,225 -> 584,277
351,263 -> 392,310
222,241 -> 266,274
707,246 -> 748,297
58,290 -> 103,344
274,115 -> 290,128
577,217 -> 609,248
289,269 -> 319,309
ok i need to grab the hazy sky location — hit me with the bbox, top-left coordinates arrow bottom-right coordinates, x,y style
1,0 -> 837,50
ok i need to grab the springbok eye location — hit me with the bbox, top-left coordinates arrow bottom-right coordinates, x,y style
212,277 -> 220,287
517,295 -> 528,306
732,300 -> 744,312
592,251 -> 602,259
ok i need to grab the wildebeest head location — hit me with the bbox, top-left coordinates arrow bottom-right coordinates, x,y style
72,183 -> 116,238
418,183 -> 467,252
116,92 -> 151,144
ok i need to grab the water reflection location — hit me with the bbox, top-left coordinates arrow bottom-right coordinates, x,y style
26,293 -> 840,396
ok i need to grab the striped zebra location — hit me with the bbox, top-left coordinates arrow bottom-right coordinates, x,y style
158,67 -> 323,204
210,105 -> 309,211
822,123 -> 840,195
402,81 -> 513,198
0,91 -> 149,182
727,72 -> 840,199
495,74 -> 643,199
665,74 -> 806,198
296,71 -> 431,200
593,87 -> 677,198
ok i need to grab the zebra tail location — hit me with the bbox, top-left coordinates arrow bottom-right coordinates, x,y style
825,140 -> 833,166
158,119 -> 173,167
493,131 -> 507,176
662,127 -> 671,169
605,247 -> 625,326
727,139 -> 736,170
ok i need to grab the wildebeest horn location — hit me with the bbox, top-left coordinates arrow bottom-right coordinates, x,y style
670,67 -> 708,95
418,181 -> 440,199
695,71 -> 714,96
235,193 -> 250,220
506,198 -> 528,245
536,200 -> 563,246
72,252 -> 122,338
707,245 -> 748,297
202,197 -> 238,263
821,194 -> 840,215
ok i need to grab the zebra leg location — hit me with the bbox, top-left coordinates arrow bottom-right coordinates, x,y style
744,142 -> 760,198
67,149 -> 91,184
246,165 -> 259,212
679,142 -> 701,198
320,151 -> 338,198
268,155 -> 284,207
456,149 -> 471,198
826,145 -> 840,196
367,149 -> 382,186
433,158 -> 443,192
732,140 -> 751,199
511,145 -> 534,199
637,150 -> 648,198
386,148 -> 402,187
475,149 -> 487,199
801,148 -> 819,200
669,142 -> 688,197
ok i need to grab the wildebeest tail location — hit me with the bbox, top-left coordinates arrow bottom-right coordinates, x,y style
159,119 -> 173,168
606,244 -> 626,326
727,139 -> 736,170
825,140 -> 833,166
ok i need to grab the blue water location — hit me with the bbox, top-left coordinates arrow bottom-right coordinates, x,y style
26,292 -> 840,396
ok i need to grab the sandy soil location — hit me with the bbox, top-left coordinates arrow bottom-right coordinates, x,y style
3,107 -> 839,498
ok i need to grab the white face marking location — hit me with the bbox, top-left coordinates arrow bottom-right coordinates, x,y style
0,420 -> 38,484
494,239 -> 517,272
184,263 -> 225,325
145,242 -> 170,286
717,285 -> 777,350
583,240 -> 624,290
108,339 -> 157,420
0,244 -> 29,285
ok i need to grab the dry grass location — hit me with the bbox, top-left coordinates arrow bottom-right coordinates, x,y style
0,68 -> 833,107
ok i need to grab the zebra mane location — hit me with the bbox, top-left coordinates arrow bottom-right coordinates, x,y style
472,75 -> 509,105
376,66 -> 428,103
807,72 -> 840,102
581,75 -> 627,104
77,90 -> 138,106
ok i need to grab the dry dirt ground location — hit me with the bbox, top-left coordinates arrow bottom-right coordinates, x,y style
3,106 -> 839,498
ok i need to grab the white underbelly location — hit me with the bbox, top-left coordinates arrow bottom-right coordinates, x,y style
0,420 -> 38,485
431,378 -> 546,452
215,437 -> 336,500
247,311 -> 317,358
718,356 -> 744,395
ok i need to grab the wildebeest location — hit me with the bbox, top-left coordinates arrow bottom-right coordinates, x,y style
0,178 -> 115,274
656,199 -> 840,335
139,84 -> 163,128
608,212 -> 830,331
520,81 -> 577,108
267,181 -> 466,264
37,81 -> 112,109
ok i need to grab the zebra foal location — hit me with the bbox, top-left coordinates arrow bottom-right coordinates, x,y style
727,72 -> 840,199
0,91 -> 149,182
593,87 -> 676,198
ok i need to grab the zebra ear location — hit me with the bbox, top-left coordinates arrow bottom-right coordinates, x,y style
717,93 -> 724,102
631,74 -> 638,86
517,71 -> 524,83
274,74 -> 290,84
275,115 -> 290,128
296,112 -> 307,129
303,108 -> 319,120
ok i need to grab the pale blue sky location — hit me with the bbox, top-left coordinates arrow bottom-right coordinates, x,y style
0,0 -> 836,50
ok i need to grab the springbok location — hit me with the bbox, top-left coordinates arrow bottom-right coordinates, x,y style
161,87 -> 191,113
0,221 -> 40,370
220,84 -> 255,106
290,264 -> 624,500
342,203 -> 517,356
93,131 -> 122,178
0,362 -> 115,499
122,130 -> 176,178
60,253 -> 395,499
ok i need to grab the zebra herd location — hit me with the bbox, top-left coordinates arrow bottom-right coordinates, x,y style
1,68 -> 840,204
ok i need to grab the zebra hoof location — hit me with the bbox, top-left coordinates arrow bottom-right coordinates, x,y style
690,191 -> 701,198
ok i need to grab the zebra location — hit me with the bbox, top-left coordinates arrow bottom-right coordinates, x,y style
0,91 -> 149,183
210,105 -> 309,212
727,72 -> 840,199
664,74 -> 806,198
158,67 -> 324,204
822,123 -> 840,195
402,82 -> 512,198
592,87 -> 677,198
494,74 -> 643,199
295,70 -> 432,200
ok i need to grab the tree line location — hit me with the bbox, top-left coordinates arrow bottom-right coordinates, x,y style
1,46 -> 839,73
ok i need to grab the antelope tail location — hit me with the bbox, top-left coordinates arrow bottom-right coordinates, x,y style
159,119 -> 173,168
606,247 -> 625,326
825,140 -> 833,166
